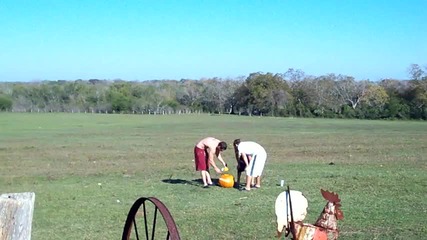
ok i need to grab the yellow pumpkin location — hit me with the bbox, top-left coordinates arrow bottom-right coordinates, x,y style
219,174 -> 234,188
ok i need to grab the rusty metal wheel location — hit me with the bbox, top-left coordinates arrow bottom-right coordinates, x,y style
122,197 -> 181,240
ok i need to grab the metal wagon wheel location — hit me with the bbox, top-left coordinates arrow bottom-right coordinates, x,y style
122,197 -> 181,240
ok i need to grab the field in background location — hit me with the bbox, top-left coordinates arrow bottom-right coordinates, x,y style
0,113 -> 426,239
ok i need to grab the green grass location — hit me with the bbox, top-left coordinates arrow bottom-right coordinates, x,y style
0,113 -> 426,239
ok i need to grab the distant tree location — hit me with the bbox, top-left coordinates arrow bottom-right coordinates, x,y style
378,79 -> 411,119
156,82 -> 178,113
0,94 -> 12,111
221,79 -> 242,114
379,79 -> 409,96
407,64 -> 425,80
11,84 -> 33,111
283,68 -> 305,83
333,75 -> 368,109
405,80 -> 427,119
176,80 -> 204,112
244,72 -> 292,116
291,76 -> 338,117
385,95 -> 410,119
361,84 -> 389,109
139,85 -> 160,113
0,66 -> 425,119
106,82 -> 132,112
232,83 -> 252,115
359,84 -> 390,119
86,82 -> 110,112
201,79 -> 222,113
312,77 -> 337,116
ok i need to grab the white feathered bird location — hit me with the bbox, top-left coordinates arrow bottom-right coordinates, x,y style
275,190 -> 308,237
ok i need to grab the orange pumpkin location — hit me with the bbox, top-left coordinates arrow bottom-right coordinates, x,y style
219,174 -> 235,188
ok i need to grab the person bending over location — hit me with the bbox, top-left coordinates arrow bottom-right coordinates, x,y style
194,137 -> 228,188
233,139 -> 267,191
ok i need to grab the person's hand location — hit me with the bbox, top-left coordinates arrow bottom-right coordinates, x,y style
214,167 -> 222,174
221,163 -> 229,172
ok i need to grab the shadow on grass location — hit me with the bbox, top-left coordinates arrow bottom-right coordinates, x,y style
161,178 -> 220,186
162,178 -> 244,190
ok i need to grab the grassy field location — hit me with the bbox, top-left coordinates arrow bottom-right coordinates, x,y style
0,113 -> 426,240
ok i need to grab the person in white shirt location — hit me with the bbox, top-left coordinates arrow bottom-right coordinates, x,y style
233,139 -> 267,191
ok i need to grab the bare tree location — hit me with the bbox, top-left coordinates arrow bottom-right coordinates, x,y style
333,75 -> 368,109
407,64 -> 425,80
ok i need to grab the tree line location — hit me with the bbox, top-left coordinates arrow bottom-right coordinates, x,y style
0,64 -> 426,120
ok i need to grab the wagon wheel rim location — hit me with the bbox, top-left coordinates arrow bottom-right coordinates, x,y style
122,197 -> 181,240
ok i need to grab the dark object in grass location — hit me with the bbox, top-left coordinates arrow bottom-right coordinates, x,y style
329,162 -> 335,165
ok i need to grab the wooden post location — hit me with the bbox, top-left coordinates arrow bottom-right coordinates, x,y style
0,192 -> 35,240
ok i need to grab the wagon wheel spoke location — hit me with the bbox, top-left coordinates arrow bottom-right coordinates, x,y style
122,197 -> 181,240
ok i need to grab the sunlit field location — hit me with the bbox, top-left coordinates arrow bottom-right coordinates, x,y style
0,113 -> 426,239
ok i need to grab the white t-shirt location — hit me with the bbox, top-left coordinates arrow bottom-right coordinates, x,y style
238,141 -> 266,156
238,141 -> 267,176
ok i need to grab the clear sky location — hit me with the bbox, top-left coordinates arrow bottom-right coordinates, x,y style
1,0 -> 426,82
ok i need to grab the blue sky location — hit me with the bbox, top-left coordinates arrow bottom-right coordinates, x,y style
1,0 -> 426,82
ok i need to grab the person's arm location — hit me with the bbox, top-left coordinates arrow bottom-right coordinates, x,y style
208,148 -> 221,173
241,153 -> 249,168
216,151 -> 227,167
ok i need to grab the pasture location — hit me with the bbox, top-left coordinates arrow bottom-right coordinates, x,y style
0,113 -> 426,239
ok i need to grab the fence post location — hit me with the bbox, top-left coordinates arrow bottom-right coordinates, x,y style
0,192 -> 35,240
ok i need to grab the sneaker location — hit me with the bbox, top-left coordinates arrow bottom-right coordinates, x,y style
240,187 -> 251,191
203,185 -> 209,188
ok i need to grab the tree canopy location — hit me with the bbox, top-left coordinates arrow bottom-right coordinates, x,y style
1,64 -> 426,120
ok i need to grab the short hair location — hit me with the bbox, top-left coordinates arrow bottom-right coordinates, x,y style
218,141 -> 227,151
233,139 -> 241,146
